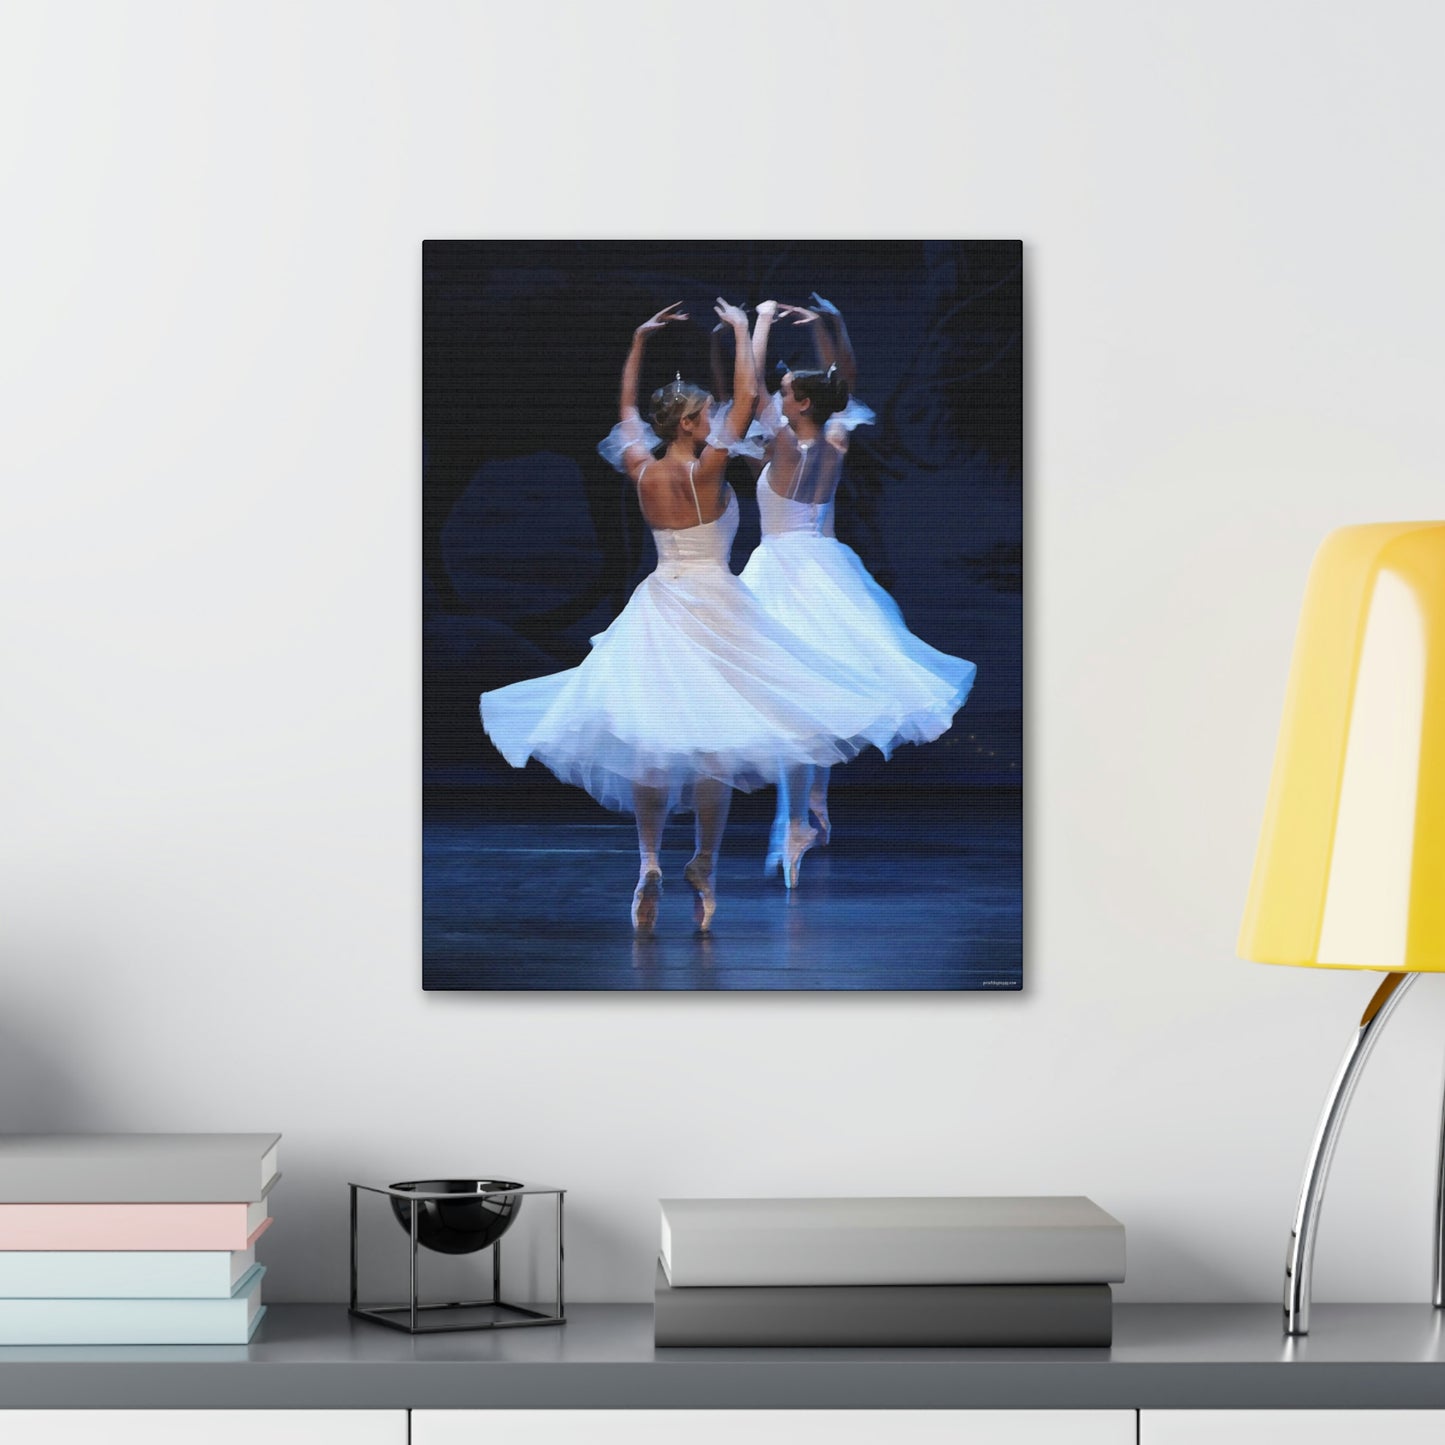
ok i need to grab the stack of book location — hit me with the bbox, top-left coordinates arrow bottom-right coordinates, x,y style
0,1133 -> 280,1344
655,1196 -> 1125,1347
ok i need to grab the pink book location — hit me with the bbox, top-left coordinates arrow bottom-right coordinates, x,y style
0,1201 -> 271,1251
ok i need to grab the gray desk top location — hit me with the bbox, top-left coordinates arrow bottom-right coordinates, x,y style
3,1304 -> 1445,1409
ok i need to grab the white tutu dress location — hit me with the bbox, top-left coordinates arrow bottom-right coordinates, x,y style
478,414 -> 910,814
738,399 -> 976,749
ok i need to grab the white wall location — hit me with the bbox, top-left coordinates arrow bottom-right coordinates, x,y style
2,0 -> 1443,1305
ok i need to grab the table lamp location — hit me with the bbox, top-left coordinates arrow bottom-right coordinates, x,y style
1239,520 -> 1445,1334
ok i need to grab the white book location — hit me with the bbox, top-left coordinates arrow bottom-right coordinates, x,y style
659,1196 -> 1126,1287
0,1134 -> 280,1203
0,1244 -> 256,1298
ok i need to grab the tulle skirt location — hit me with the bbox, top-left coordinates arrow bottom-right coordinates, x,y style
739,533 -> 976,749
480,562 -> 910,814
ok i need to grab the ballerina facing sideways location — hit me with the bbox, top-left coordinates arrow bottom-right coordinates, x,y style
479,301 -> 906,935
739,295 -> 978,888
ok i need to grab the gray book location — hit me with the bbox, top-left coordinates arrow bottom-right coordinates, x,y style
0,1134 -> 281,1203
654,1263 -> 1112,1347
660,1197 -> 1125,1287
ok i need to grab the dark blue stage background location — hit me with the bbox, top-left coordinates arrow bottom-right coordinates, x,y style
423,241 -> 1022,990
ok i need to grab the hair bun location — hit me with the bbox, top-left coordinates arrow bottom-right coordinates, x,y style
649,377 -> 710,442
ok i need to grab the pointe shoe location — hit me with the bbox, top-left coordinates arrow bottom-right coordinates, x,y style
765,823 -> 818,890
683,855 -> 717,933
631,867 -> 662,934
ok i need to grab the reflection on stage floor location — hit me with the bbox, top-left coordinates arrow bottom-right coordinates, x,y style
423,792 -> 1021,992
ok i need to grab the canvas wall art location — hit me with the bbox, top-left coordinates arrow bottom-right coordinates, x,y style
423,241 -> 1022,990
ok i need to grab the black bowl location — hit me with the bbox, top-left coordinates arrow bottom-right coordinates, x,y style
388,1179 -> 524,1255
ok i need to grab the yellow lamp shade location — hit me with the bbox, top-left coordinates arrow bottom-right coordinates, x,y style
1239,522 -> 1445,971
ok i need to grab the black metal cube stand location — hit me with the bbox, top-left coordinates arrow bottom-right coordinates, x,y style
348,1181 -> 565,1334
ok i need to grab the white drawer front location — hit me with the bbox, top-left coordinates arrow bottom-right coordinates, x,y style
414,1410 -> 1136,1445
1143,1411 -> 1445,1444
0,1411 -> 407,1444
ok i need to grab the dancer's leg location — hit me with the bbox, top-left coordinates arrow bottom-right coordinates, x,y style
631,784 -> 667,933
692,778 -> 732,863
633,784 -> 667,870
685,779 -> 731,932
768,765 -> 818,889
779,764 -> 811,829
809,767 -> 832,845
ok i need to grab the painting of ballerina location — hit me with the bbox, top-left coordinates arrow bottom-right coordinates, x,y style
423,241 -> 1021,990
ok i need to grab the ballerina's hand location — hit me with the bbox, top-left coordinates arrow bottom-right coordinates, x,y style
635,302 -> 688,337
778,303 -> 820,326
713,297 -> 748,329
808,291 -> 842,318
755,300 -> 780,321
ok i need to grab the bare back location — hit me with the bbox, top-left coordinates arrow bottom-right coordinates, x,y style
636,454 -> 732,531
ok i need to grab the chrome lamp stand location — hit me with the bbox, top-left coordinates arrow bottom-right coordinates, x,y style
1283,972 -> 1437,1334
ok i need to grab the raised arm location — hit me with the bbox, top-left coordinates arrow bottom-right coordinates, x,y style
785,300 -> 837,372
694,298 -> 756,489
751,299 -> 779,394
810,292 -> 858,390
721,298 -> 756,427
709,322 -> 731,404
621,301 -> 685,419
775,301 -> 838,377
614,302 -> 686,482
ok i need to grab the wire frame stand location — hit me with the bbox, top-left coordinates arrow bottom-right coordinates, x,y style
348,1181 -> 565,1334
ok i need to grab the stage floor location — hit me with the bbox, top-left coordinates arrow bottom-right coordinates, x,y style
423,794 -> 1021,991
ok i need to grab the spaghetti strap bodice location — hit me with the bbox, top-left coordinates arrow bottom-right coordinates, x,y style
651,487 -> 739,572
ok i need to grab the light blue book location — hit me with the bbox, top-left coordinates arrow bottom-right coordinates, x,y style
0,1264 -> 264,1344
0,1244 -> 257,1298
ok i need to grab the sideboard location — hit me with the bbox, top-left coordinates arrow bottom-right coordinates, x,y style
4,1303 -> 1445,1442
